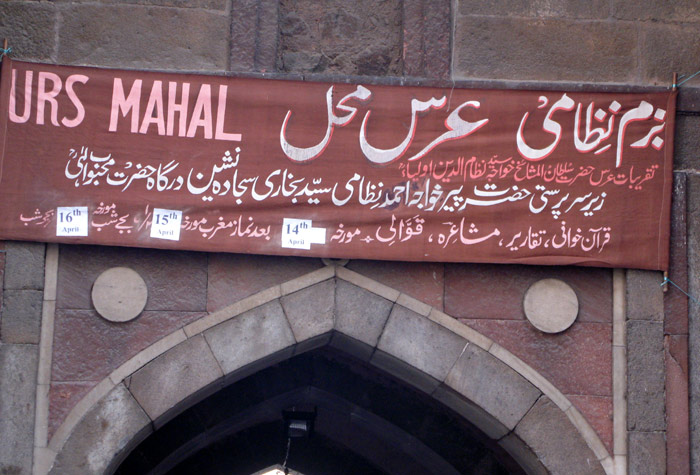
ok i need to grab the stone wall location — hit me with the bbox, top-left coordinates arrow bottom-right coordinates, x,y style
0,1 -> 698,474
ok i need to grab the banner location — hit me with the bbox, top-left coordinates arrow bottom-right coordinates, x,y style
0,59 -> 675,269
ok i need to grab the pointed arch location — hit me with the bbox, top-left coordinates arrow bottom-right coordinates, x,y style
47,265 -> 611,474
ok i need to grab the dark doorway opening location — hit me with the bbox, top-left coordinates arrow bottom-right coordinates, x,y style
115,345 -> 525,474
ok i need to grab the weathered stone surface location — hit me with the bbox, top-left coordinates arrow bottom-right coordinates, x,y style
1,289 -> 43,344
627,320 -> 665,432
335,280 -> 393,347
613,0 -> 700,22
50,384 -> 151,475
207,253 -> 322,312
230,0 -> 278,72
58,4 -> 229,70
5,241 -> 45,291
49,381 -> 96,442
101,0 -> 227,9
0,344 -> 37,475
204,300 -> 295,374
665,172 -> 688,335
277,0 -> 403,76
515,396 -> 605,475
0,2 -> 56,61
445,264 -> 612,323
128,335 -> 223,420
498,433 -> 548,475
57,245 -> 207,312
52,309 -> 205,381
568,395 -> 613,454
628,431 -> 666,475
453,16 -> 637,82
463,318 -> 612,396
689,174 -> 700,473
675,116 -> 700,171
403,0 -> 451,79
377,305 -> 466,382
433,384 -> 510,439
445,343 -> 541,430
280,279 -> 334,342
458,0 -> 608,18
347,260 -> 444,309
665,334 -> 690,475
640,23 -> 700,85
626,269 -> 664,321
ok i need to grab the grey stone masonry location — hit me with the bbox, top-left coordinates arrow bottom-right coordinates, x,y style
687,174 -> 700,472
1,289 -> 43,344
627,320 -> 665,432
0,344 -> 38,475
5,242 -> 45,291
626,270 -> 664,321
628,431 -> 666,475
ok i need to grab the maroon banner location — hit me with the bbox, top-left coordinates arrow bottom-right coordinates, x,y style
0,59 -> 675,269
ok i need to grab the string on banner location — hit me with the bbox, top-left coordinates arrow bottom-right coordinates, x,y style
673,69 -> 700,88
661,277 -> 700,306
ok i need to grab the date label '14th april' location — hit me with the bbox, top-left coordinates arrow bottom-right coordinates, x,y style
281,218 -> 326,250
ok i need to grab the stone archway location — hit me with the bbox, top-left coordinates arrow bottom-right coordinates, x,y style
47,265 -> 610,474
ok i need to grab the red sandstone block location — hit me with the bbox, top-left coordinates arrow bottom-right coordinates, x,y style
48,381 -> 96,442
445,264 -> 612,322
207,253 -> 323,312
51,309 -> 205,382
346,260 -> 444,310
460,318 -> 612,397
567,394 -> 613,454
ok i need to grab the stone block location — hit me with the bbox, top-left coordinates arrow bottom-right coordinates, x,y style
432,384 -> 510,439
689,174 -> 700,473
370,349 -> 441,395
347,260 -> 444,309
51,309 -> 205,382
627,320 -> 665,432
464,318 -> 612,397
514,396 -> 605,475
1,289 -> 43,344
49,381 -> 96,442
675,116 -> 700,171
453,16 -> 637,82
204,300 -> 295,374
445,343 -> 541,431
334,280 -> 393,347
377,305 -> 467,382
0,2 -> 56,61
207,253 -> 322,312
230,0 -> 278,72
0,344 -> 38,475
58,4 -> 229,70
628,431 -> 666,475
665,172 -> 688,335
4,241 -> 45,291
50,384 -> 151,475
640,23 -> 700,85
403,0 -> 451,78
626,269 -> 664,321
498,433 -> 548,475
665,334 -> 689,475
57,245 -> 207,312
281,279 -> 334,342
128,335 -> 222,421
277,0 -> 402,76
613,0 -> 700,22
101,0 -> 227,9
445,264 -> 612,323
568,395 -> 613,454
458,0 -> 608,18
